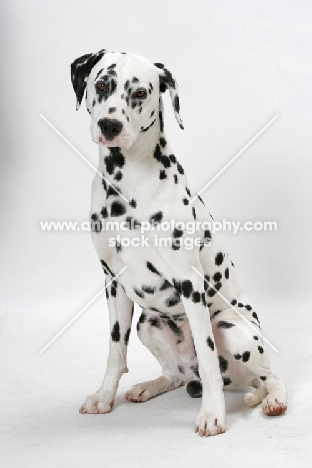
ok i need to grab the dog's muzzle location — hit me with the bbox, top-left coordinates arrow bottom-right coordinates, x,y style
98,118 -> 123,141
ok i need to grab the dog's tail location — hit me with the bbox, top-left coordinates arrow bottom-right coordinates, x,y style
186,380 -> 202,398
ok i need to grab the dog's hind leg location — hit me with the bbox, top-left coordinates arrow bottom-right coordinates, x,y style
212,308 -> 287,416
125,312 -> 196,402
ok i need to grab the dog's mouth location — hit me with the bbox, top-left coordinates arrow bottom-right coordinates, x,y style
98,133 -> 133,149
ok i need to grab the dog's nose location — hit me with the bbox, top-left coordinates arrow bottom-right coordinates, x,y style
98,118 -> 123,140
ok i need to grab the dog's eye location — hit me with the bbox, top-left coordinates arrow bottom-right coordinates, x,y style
134,89 -> 147,99
96,82 -> 107,92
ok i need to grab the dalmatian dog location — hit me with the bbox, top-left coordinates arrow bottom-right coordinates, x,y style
70,49 -> 287,437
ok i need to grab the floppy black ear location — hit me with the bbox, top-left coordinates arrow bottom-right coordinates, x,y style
71,49 -> 106,110
154,62 -> 184,130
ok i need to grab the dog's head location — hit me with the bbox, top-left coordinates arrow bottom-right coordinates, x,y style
70,50 -> 183,149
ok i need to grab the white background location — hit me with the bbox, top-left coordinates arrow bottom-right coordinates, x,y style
1,1 -> 312,466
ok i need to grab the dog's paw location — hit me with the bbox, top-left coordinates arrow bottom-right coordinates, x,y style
79,392 -> 114,414
195,412 -> 226,437
124,382 -> 152,402
262,384 -> 287,416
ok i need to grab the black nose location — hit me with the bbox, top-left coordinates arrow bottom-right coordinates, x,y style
98,118 -> 123,140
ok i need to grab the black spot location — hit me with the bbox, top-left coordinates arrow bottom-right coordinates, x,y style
106,184 -> 121,198
149,211 -> 163,224
139,313 -> 147,323
114,171 -> 122,181
182,198 -> 189,205
198,194 -> 205,205
95,68 -> 104,80
204,275 -> 210,291
242,351 -> 250,362
218,355 -> 228,373
231,299 -> 237,306
207,336 -> 215,351
173,174 -> 178,184
132,76 -> 139,83
186,380 -> 202,398
146,262 -> 161,276
129,199 -> 137,208
111,321 -> 120,342
169,154 -> 176,163
104,148 -> 125,175
124,80 -> 130,90
213,272 -> 222,282
245,305 -> 252,311
177,162 -> 184,174
90,213 -> 102,233
192,207 -> 196,220
115,240 -> 122,253
160,155 -> 171,168
174,95 -> 180,112
252,311 -> 260,322
100,259 -> 114,276
154,62 -> 164,69
201,292 -> 207,306
223,377 -> 232,386
178,365 -> 185,374
159,110 -> 164,132
149,317 -> 161,328
160,280 -> 171,291
142,285 -> 155,294
190,364 -> 200,378
208,288 -> 217,297
238,303 -> 243,308
203,230 -> 211,244
150,110 -> 155,118
124,328 -> 131,345
125,216 -> 140,230
166,292 -> 181,307
215,252 -> 224,266
159,170 -> 167,179
141,119 -> 156,133
173,228 -> 183,238
260,376 -> 267,381
192,291 -> 201,303
234,354 -> 241,360
214,282 -> 222,291
258,346 -> 264,354
217,321 -> 236,329
108,107 -> 116,114
167,320 -> 183,338
159,136 -> 167,147
253,335 -> 259,340
100,206 -> 108,218
224,268 -> 229,279
134,288 -> 144,298
111,201 -> 126,217
185,187 -> 191,197
181,280 -> 193,298
211,310 -> 222,320
173,279 -> 182,295
92,99 -> 96,107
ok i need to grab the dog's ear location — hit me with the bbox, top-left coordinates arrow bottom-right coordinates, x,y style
71,49 -> 106,110
154,62 -> 184,130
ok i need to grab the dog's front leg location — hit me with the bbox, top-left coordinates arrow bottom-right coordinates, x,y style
176,267 -> 226,437
80,276 -> 134,414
